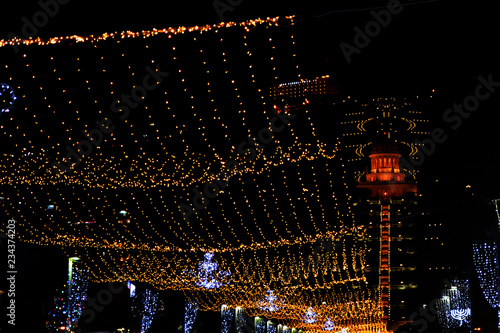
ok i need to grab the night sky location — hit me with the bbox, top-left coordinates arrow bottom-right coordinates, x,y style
0,0 -> 499,332
2,0 -> 499,93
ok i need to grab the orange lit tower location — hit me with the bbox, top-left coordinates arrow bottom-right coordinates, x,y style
358,140 -> 417,325
335,94 -> 430,328
359,141 -> 417,199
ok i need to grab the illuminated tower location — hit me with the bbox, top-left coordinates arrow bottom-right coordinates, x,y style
360,141 -> 417,199
358,140 -> 417,326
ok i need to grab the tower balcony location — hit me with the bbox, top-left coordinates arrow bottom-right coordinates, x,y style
358,181 -> 417,199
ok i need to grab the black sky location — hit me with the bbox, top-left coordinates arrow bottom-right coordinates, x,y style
1,0 -> 498,96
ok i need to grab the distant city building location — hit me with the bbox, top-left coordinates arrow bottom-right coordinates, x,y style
270,78 -> 452,330
336,96 -> 431,173
269,76 -> 338,100
322,94 -> 432,329
336,95 -> 433,330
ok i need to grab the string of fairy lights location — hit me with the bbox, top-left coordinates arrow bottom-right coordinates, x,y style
185,298 -> 199,333
472,242 -> 500,308
0,15 -> 389,332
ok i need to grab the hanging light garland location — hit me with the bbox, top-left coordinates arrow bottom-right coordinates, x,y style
0,17 -> 291,49
139,289 -> 160,333
473,242 -> 500,307
185,298 -> 199,333
0,14 -> 389,333
0,83 -> 17,113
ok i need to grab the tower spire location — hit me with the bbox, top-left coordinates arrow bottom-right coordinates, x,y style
357,139 -> 417,326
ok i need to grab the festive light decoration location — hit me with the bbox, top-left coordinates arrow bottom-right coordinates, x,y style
236,307 -> 247,333
46,258 -> 88,333
67,257 -> 88,332
323,318 -> 335,331
185,252 -> 231,289
140,289 -> 160,333
473,241 -> 500,329
221,305 -> 234,333
46,286 -> 70,333
303,307 -> 316,324
0,83 -> 16,113
436,279 -> 471,332
0,17 -> 290,49
267,320 -> 277,333
257,290 -> 284,312
450,308 -> 471,325
473,242 -> 500,307
185,298 -> 199,333
0,14 -> 391,333
255,316 -> 266,333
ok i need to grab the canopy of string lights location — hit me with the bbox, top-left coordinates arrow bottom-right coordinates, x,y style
0,15 -> 388,332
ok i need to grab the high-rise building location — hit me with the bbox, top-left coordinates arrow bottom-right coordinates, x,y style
357,140 -> 418,326
270,76 -> 439,330
335,95 -> 432,329
269,75 -> 338,100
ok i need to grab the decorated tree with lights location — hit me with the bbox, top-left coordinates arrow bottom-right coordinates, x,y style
323,318 -> 335,331
303,307 -> 316,324
257,289 -> 284,312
